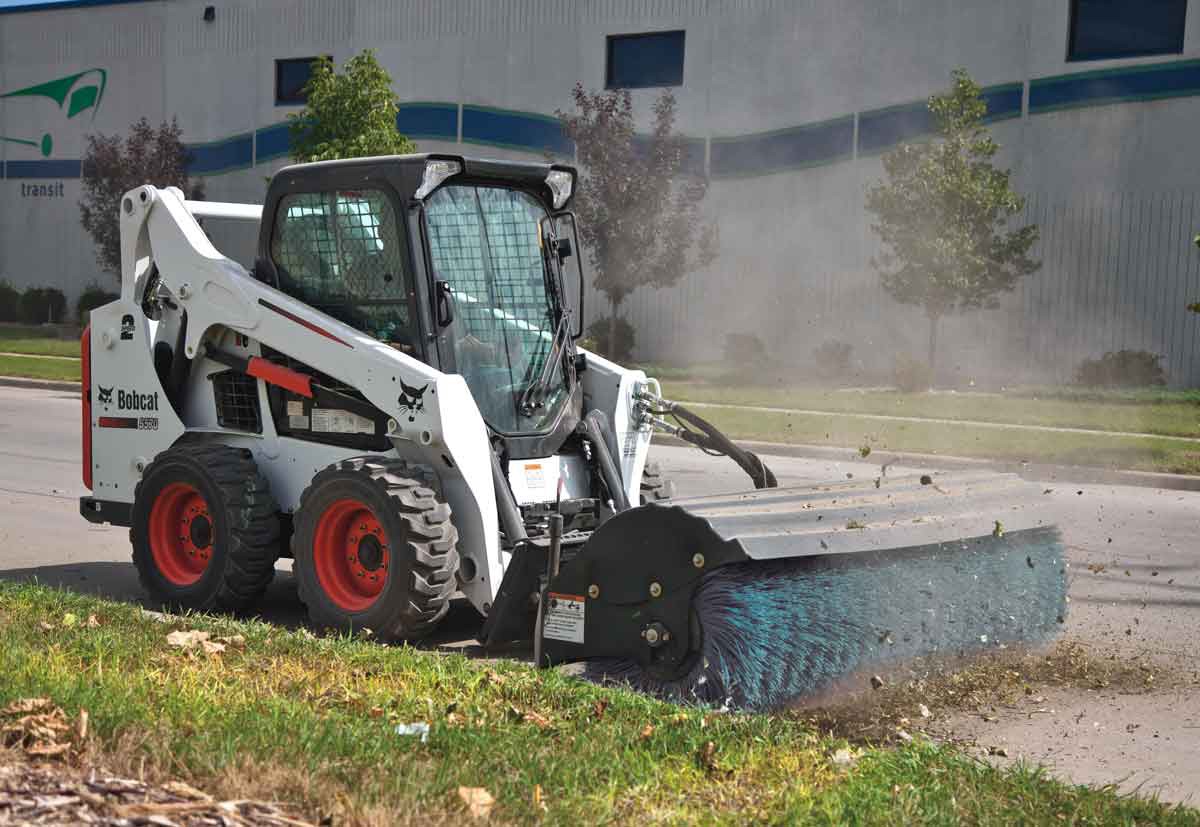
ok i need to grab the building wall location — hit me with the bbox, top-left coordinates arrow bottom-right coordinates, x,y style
1,0 -> 1198,384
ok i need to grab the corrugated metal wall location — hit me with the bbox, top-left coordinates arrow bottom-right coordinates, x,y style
599,190 -> 1200,388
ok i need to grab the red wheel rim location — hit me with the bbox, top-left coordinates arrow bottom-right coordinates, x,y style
313,499 -> 390,612
148,482 -> 213,586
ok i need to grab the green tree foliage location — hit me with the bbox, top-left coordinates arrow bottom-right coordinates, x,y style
79,117 -> 201,282
289,51 -> 415,163
557,84 -> 716,358
866,70 -> 1040,376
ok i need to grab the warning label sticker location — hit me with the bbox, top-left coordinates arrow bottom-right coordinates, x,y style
311,408 -> 374,435
286,400 -> 304,417
543,593 -> 585,644
524,463 -> 546,490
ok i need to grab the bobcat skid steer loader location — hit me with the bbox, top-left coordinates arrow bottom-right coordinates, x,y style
80,155 -> 1066,709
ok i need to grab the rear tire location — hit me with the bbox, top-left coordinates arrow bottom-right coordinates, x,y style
292,458 -> 459,641
639,462 -> 675,505
131,443 -> 279,612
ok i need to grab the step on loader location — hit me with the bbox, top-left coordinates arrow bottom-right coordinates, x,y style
80,155 -> 1067,709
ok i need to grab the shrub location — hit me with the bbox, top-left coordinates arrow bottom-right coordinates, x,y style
894,355 -> 933,393
17,287 -> 67,324
585,317 -> 636,363
813,339 -> 853,380
76,284 -> 119,325
723,334 -> 766,366
0,281 -> 20,323
1075,350 -> 1167,388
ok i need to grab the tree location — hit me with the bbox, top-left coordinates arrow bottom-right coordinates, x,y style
79,117 -> 202,281
557,84 -> 716,356
289,51 -> 415,163
866,69 -> 1040,376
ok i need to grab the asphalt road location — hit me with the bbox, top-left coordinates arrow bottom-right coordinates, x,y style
1,385 -> 1197,802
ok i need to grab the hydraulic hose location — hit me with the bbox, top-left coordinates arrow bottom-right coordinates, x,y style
582,411 -> 632,513
490,449 -> 528,544
669,403 -> 777,489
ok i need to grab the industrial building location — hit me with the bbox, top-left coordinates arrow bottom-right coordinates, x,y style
1,0 -> 1198,383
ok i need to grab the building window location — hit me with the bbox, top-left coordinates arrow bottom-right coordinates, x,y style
275,57 -> 324,105
1068,0 -> 1188,62
606,30 -> 685,89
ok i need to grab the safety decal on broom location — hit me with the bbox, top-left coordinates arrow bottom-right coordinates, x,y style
543,593 -> 585,644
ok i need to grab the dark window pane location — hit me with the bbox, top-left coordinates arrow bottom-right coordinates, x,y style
275,57 -> 321,105
1069,0 -> 1188,61
606,30 -> 685,89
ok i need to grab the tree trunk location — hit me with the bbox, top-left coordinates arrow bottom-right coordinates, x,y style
608,296 -> 621,359
927,313 -> 940,384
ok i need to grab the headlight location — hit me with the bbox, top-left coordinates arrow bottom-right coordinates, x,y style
545,169 -> 574,210
415,159 -> 462,200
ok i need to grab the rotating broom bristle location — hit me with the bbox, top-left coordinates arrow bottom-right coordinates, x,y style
586,526 -> 1067,711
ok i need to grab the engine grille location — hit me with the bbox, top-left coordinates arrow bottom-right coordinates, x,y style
212,370 -> 262,433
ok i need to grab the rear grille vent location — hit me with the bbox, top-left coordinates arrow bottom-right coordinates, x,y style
212,370 -> 262,433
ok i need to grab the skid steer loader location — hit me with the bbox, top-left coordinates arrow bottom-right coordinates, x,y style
80,154 -> 1067,709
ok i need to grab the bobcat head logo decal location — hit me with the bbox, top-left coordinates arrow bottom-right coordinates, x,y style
397,380 -> 428,422
97,386 -> 113,406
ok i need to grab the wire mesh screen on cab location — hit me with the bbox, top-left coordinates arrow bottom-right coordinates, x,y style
269,189 -> 417,346
424,185 -> 565,433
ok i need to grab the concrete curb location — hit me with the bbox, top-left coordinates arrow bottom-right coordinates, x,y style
655,435 -> 1200,493
0,376 -> 79,393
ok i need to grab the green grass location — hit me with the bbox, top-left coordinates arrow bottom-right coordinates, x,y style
0,338 -> 80,357
0,354 -> 81,382
0,582 -> 1195,825
687,405 -> 1200,475
0,325 -> 80,358
661,381 -> 1200,440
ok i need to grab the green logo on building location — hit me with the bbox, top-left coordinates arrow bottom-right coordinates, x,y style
1,68 -> 107,156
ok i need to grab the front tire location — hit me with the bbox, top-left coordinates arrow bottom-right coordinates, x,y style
131,443 -> 280,612
292,458 -> 459,641
639,462 -> 676,505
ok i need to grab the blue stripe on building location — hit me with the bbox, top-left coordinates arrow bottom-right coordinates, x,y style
255,123 -> 291,161
1030,58 -> 1200,113
5,159 -> 82,178
0,63 -> 1193,179
629,134 -> 707,175
858,83 -> 1022,156
858,101 -> 932,156
462,105 -> 573,155
397,102 -> 458,140
187,133 -> 253,175
982,83 -> 1024,121
711,116 -> 853,178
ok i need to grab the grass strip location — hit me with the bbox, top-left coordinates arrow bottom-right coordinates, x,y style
0,337 -> 80,357
689,405 -> 1200,475
661,380 -> 1200,440
0,582 -> 1195,825
0,354 -> 81,382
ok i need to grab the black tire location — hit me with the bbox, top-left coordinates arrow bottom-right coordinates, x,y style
639,462 -> 676,505
292,458 -> 459,641
131,443 -> 280,612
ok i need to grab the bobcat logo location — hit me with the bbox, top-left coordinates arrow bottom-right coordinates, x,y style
397,380 -> 428,422
97,386 -> 113,406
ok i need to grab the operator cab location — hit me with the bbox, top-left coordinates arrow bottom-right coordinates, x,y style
254,155 -> 586,459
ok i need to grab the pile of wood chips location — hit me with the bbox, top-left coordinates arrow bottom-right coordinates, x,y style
1,697 -> 312,826
0,763 -> 314,826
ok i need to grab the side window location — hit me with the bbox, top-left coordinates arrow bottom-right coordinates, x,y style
270,189 -> 417,345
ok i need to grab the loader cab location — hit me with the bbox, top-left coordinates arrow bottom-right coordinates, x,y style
255,154 -> 585,457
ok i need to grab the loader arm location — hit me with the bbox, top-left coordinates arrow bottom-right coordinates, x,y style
107,185 -> 503,608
